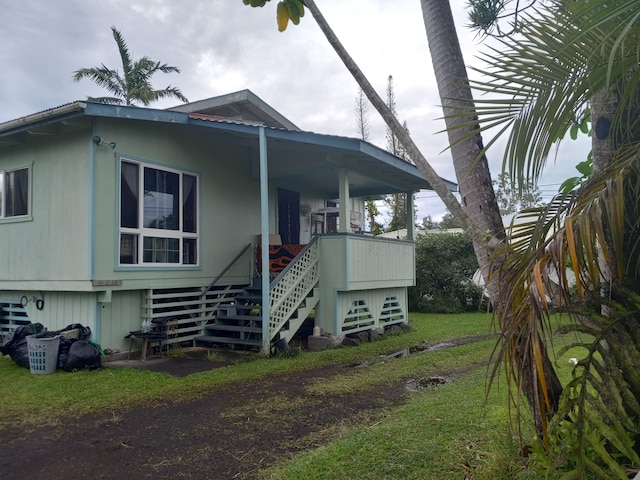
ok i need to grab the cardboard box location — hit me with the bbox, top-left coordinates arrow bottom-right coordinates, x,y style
257,234 -> 282,245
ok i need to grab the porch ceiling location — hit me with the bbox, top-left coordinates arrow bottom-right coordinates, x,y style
189,120 -> 457,199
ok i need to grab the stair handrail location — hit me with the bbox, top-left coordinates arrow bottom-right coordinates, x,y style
200,243 -> 253,299
268,237 -> 320,340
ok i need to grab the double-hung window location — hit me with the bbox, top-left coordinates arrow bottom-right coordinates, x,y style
0,167 -> 29,219
119,159 -> 198,266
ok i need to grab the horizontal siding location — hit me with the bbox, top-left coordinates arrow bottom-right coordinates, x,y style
346,236 -> 415,287
318,235 -> 415,290
0,290 -> 97,336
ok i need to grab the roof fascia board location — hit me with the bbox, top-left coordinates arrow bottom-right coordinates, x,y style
82,103 -> 190,124
188,116 -> 260,136
0,102 -> 87,136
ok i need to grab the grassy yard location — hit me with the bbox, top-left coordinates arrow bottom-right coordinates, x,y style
0,312 -> 581,478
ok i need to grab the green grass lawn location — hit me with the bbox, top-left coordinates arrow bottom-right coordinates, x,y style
0,312 -> 580,478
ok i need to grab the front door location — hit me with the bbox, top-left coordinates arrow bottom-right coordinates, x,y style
278,188 -> 300,244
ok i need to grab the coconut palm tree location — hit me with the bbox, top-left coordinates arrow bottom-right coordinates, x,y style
73,26 -> 188,106
463,0 -> 640,475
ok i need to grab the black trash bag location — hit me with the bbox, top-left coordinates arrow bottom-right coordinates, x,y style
0,323 -> 44,369
64,340 -> 102,371
57,336 -> 79,370
55,323 -> 91,340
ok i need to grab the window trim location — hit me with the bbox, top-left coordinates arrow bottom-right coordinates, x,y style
0,163 -> 33,223
117,157 -> 199,267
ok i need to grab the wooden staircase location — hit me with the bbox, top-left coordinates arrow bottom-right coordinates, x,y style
195,238 -> 320,352
195,280 -> 318,350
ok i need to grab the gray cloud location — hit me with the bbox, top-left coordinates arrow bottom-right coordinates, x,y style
1,1 -> 587,222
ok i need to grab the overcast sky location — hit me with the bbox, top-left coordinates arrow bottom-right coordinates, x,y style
1,1 -> 588,223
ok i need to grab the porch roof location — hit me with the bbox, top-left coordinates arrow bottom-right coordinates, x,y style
0,101 -> 457,198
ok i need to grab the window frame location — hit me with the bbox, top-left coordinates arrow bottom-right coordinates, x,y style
0,164 -> 32,223
118,157 -> 199,267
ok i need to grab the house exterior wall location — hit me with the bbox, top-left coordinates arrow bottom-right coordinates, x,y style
0,288 -> 144,352
2,289 -> 98,333
98,289 -> 143,351
91,119 -> 261,289
0,130 -> 92,287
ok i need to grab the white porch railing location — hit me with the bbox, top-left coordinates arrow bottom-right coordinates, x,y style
269,238 -> 319,341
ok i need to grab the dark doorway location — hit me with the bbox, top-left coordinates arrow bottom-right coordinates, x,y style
278,188 -> 300,244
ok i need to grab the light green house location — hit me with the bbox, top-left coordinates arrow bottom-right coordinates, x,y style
0,90 -> 456,355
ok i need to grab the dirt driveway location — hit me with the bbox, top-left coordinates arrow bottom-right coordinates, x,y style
0,355 -> 411,479
0,335 -> 492,480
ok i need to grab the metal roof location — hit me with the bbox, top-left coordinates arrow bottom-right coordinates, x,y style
0,101 -> 457,198
169,89 -> 300,131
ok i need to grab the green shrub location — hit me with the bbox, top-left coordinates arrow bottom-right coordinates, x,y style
409,232 -> 483,313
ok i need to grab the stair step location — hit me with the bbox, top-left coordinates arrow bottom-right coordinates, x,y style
205,324 -> 262,333
234,295 -> 263,304
195,335 -> 260,347
230,304 -> 262,318
215,314 -> 263,322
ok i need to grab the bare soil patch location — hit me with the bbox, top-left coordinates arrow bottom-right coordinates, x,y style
0,358 -> 407,479
0,335 -> 492,480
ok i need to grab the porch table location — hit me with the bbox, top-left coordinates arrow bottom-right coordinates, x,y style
125,330 -> 167,361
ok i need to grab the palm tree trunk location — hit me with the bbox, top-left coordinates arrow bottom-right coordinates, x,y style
420,0 -> 563,430
303,0 -> 488,248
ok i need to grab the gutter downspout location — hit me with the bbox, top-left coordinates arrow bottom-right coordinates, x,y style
259,127 -> 270,355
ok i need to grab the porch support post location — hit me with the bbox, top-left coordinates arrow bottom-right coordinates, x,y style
406,191 -> 415,241
259,127 -> 271,355
338,168 -> 350,233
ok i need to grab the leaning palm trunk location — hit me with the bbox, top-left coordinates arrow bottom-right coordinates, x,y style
304,0 -> 563,434
303,0 -> 484,246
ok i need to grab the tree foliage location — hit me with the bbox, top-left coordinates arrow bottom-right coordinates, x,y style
409,233 -> 482,313
73,26 -> 188,106
384,75 -> 413,232
354,86 -> 383,233
439,211 -> 463,229
493,172 -> 543,215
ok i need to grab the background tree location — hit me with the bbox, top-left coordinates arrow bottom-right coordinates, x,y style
383,75 -> 413,233
73,26 -> 188,106
421,214 -> 437,230
409,232 -> 482,313
354,87 -> 383,234
439,211 -> 463,229
493,172 -> 543,215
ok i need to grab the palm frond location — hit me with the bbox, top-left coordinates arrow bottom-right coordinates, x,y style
73,27 -> 187,106
494,146 -> 640,475
460,0 -> 640,184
